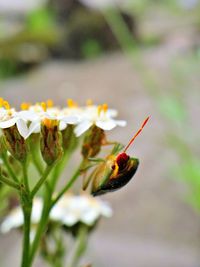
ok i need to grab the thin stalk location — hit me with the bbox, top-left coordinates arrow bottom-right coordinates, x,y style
50,232 -> 65,267
29,187 -> 51,265
28,135 -> 44,175
31,147 -> 44,175
103,8 -> 138,57
2,153 -> 19,183
50,151 -> 71,191
21,201 -> 32,267
51,161 -> 83,207
29,161 -> 83,265
22,161 -> 30,194
67,226 -> 88,267
31,165 -> 54,198
0,174 -> 20,190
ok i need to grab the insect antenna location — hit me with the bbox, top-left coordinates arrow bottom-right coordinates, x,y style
124,116 -> 150,153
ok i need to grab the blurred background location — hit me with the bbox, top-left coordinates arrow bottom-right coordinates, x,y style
0,0 -> 200,266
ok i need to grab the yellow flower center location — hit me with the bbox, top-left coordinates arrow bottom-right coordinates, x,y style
97,103 -> 108,116
3,100 -> 10,110
0,98 -> 4,107
86,99 -> 93,106
67,99 -> 78,108
0,99 -> 12,115
41,102 -> 47,112
21,102 -> 31,110
43,118 -> 58,128
102,103 -> 108,112
46,99 -> 54,108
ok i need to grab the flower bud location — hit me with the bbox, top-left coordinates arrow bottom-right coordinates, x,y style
81,125 -> 106,159
62,125 -> 78,151
40,119 -> 63,165
0,136 -> 7,156
2,125 -> 28,162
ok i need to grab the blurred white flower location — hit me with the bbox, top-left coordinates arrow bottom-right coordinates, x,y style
51,194 -> 113,226
0,198 -> 43,234
0,194 -> 112,234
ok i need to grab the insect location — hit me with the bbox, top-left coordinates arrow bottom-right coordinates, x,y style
83,117 -> 150,196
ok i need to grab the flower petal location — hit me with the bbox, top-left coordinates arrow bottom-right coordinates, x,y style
61,115 -> 79,125
0,117 -> 18,129
18,110 -> 39,121
74,120 -> 92,137
81,209 -> 99,225
25,121 -> 41,138
100,202 -> 113,217
115,120 -> 127,127
96,119 -> 116,130
62,214 -> 78,226
16,119 -> 29,139
0,208 -> 23,233
59,121 -> 67,131
107,109 -> 118,117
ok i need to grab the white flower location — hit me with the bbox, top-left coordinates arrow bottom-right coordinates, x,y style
0,99 -> 125,139
24,103 -> 79,137
46,107 -> 79,131
51,194 -> 112,226
0,107 -> 32,139
0,198 -> 43,234
74,104 -> 126,137
0,194 -> 112,234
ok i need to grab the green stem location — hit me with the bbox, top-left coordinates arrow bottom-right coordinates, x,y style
0,174 -> 20,190
28,135 -> 44,175
31,165 -> 54,198
51,232 -> 65,267
29,188 -> 51,265
29,161 -> 82,265
50,151 -> 71,191
67,226 -> 88,267
22,161 -> 30,194
103,8 -> 137,56
31,147 -> 44,175
21,200 -> 32,267
51,162 -> 82,207
2,153 -> 19,183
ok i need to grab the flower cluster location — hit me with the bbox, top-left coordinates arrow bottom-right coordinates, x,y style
0,98 -> 126,140
0,194 -> 112,234
0,97 -> 148,267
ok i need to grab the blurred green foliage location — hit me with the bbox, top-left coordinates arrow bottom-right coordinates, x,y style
26,8 -> 56,33
0,8 -> 60,79
81,39 -> 103,58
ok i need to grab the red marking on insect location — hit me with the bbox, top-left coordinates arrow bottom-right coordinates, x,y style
116,152 -> 130,170
116,116 -> 150,170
